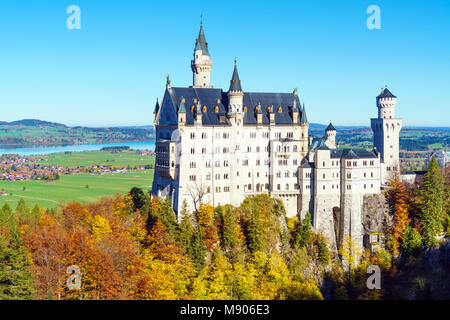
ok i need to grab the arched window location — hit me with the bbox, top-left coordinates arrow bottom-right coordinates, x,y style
203,105 -> 207,112
293,145 -> 298,152
278,106 -> 282,113
215,106 -> 219,113
243,106 -> 248,112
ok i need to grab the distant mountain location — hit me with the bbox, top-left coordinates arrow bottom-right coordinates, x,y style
2,119 -> 67,128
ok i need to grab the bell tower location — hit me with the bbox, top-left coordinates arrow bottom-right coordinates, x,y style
191,17 -> 213,88
371,87 -> 403,184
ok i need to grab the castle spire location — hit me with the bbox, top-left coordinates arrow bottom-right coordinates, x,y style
301,103 -> 308,123
229,59 -> 243,92
191,17 -> 213,88
194,17 -> 209,56
153,98 -> 160,115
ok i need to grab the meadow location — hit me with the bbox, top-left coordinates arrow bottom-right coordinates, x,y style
0,150 -> 155,209
0,171 -> 153,209
33,150 -> 155,168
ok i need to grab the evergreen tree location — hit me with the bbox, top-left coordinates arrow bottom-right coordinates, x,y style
246,207 -> 264,253
317,235 -> 330,266
296,213 -> 312,249
419,156 -> 445,247
187,226 -> 206,271
15,198 -> 30,223
129,187 -> 146,211
0,204 -> 18,242
401,225 -> 422,256
0,236 -> 35,300
159,196 -> 179,239
176,200 -> 193,250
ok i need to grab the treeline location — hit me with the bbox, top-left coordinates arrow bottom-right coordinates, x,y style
0,158 -> 448,300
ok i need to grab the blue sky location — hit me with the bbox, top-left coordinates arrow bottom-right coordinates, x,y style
0,0 -> 449,127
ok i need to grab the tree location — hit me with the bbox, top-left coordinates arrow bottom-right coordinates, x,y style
0,236 -> 35,300
129,187 -> 146,211
386,176 -> 410,254
295,213 -> 312,249
15,198 -> 30,224
187,227 -> 207,271
402,226 -> 422,256
317,235 -> 330,266
158,197 -> 178,239
176,200 -> 193,250
419,156 -> 445,247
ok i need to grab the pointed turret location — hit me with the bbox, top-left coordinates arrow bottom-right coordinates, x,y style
178,97 -> 186,125
229,59 -> 243,92
191,18 -> 213,88
301,103 -> 308,124
153,99 -> 160,115
326,122 -> 336,132
194,17 -> 210,56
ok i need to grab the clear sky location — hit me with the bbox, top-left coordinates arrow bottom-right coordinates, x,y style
0,0 -> 449,127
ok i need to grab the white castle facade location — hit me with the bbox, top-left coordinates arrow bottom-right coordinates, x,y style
152,22 -> 402,249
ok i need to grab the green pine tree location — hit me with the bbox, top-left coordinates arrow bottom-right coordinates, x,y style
15,198 -> 30,224
419,156 -> 445,247
317,235 -> 330,265
159,196 -> 179,239
187,226 -> 206,271
176,200 -> 193,249
401,225 -> 422,256
0,236 -> 35,300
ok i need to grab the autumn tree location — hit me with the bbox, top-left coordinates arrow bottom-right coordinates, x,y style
386,176 -> 410,254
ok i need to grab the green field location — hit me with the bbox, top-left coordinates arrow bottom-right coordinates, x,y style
0,171 -> 153,209
33,150 -> 155,168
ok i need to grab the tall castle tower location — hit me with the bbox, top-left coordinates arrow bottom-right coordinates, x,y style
371,88 -> 403,184
191,19 -> 213,88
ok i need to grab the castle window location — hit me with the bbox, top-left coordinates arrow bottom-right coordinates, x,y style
248,184 -> 252,190
323,185 -> 325,190
278,106 -> 282,113
189,175 -> 196,181
363,161 -> 367,166
206,161 -> 211,168
191,106 -> 195,112
286,184 -> 289,190
277,171 -> 281,178
256,146 -> 260,152
250,132 -> 257,138
217,99 -> 221,104
206,173 -> 211,180
347,161 -> 351,167
190,148 -> 195,154
323,173 -> 326,179
244,106 -> 248,112
224,187 -> 230,192
371,184 -> 374,188
267,106 -> 271,112
323,161 -> 325,167
256,159 -> 261,165
207,186 -> 211,193
248,172 -> 251,178
190,133 -> 196,139
255,105 -> 260,112
215,106 -> 219,113
293,145 -> 298,152
364,184 -> 367,189
277,184 -> 281,190
203,106 -> 207,112
293,159 -> 298,165
224,174 -> 229,179
364,172 -> 366,178
285,171 -> 290,178
347,173 -> 351,178
193,98 -> 197,103
370,161 -> 374,166
293,171 -> 297,177
189,162 -> 196,168
353,161 -> 357,166
371,172 -> 374,178
215,174 -> 221,180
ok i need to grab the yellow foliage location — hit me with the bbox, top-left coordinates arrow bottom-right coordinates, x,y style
91,215 -> 112,241
197,204 -> 214,227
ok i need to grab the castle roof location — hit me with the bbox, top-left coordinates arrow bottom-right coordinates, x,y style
300,103 -> 308,123
229,61 -> 243,92
377,88 -> 396,99
330,148 -> 377,159
178,97 -> 186,113
153,99 -> 160,115
194,22 -> 210,56
167,87 -> 307,127
309,137 -> 328,151
326,122 -> 336,131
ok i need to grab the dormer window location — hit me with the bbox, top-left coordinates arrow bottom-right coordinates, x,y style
203,105 -> 207,112
215,106 -> 219,113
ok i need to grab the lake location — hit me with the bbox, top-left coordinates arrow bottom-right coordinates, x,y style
0,141 -> 156,156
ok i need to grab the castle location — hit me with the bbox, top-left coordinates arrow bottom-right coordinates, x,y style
152,21 -> 402,250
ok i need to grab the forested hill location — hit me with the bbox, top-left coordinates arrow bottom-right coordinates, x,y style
0,120 -> 155,147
